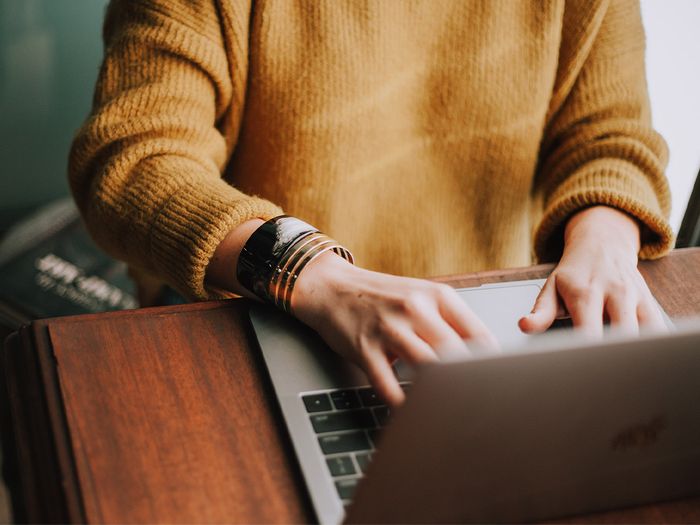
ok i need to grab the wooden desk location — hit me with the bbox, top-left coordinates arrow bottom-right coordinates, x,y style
4,248 -> 700,523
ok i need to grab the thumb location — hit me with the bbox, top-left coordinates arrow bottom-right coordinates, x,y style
519,276 -> 560,333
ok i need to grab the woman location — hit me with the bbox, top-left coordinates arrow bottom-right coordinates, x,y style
69,0 -> 673,405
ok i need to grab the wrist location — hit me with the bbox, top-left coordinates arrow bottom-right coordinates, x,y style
292,251 -> 358,322
222,215 -> 354,312
206,218 -> 265,297
564,206 -> 641,255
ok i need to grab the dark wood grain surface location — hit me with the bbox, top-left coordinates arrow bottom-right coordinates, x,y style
47,303 -> 312,523
5,247 -> 700,523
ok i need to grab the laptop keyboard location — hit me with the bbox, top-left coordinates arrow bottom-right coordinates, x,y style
301,384 -> 409,505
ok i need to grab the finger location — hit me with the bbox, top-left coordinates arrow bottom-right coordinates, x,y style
437,288 -> 498,348
519,275 -> 562,333
631,271 -> 668,332
637,297 -> 668,332
361,351 -> 405,407
566,289 -> 605,338
412,308 -> 467,357
385,324 -> 440,366
605,293 -> 639,335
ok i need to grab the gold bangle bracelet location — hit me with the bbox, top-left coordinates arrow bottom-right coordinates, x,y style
274,236 -> 336,311
268,232 -> 329,304
267,230 -> 353,313
237,215 -> 353,311
280,242 -> 349,314
270,234 -> 332,307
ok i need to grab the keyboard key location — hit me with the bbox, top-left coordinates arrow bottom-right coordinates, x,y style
355,452 -> 372,474
330,389 -> 361,410
335,478 -> 359,500
302,393 -> 332,413
311,409 -> 375,433
326,455 -> 356,477
367,428 -> 381,447
319,432 -> 371,454
373,406 -> 391,426
358,388 -> 383,407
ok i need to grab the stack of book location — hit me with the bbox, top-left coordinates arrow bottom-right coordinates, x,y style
0,199 -> 138,329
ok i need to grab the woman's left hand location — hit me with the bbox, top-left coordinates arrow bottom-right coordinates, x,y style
519,205 -> 667,337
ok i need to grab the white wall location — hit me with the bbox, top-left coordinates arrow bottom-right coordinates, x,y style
641,0 -> 700,233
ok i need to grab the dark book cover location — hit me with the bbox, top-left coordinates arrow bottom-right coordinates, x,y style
0,199 -> 138,329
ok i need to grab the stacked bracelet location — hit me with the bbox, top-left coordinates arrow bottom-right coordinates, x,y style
237,216 -> 354,313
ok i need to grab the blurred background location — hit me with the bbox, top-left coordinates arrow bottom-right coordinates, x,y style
0,0 -> 108,232
0,0 -> 698,235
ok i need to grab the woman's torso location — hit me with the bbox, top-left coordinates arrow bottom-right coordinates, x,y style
223,1 -> 567,276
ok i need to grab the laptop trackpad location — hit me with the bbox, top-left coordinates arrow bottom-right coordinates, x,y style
458,281 -> 542,348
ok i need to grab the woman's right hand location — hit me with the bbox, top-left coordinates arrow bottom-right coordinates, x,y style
206,220 -> 496,407
291,252 -> 498,406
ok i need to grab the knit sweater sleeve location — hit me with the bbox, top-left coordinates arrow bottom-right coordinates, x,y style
68,0 -> 282,300
533,0 -> 673,263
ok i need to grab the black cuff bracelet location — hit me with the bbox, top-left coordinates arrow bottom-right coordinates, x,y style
236,216 -> 354,311
237,216 -> 317,301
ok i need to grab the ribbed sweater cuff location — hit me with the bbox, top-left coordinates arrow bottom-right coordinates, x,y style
535,163 -> 674,263
149,178 -> 282,300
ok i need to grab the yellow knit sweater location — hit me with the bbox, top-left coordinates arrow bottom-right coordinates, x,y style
69,0 -> 673,300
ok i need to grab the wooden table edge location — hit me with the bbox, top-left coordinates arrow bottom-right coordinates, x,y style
3,326 -> 85,522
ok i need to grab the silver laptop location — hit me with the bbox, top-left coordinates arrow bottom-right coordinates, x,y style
249,279 -> 698,523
